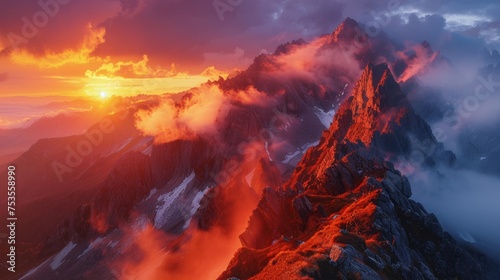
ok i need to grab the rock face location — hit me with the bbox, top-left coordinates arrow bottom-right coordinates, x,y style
221,64 -> 499,280
91,151 -> 153,232
285,63 -> 454,193
41,151 -> 153,256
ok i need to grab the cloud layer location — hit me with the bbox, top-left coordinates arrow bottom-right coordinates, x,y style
1,0 -> 498,74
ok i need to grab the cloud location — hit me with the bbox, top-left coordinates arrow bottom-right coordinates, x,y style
0,0 -> 120,57
270,36 -> 363,89
200,66 -> 230,79
1,0 -> 498,73
85,55 -> 179,79
112,189 -> 260,280
135,82 -> 276,144
135,85 -> 232,143
410,168 -> 500,262
396,43 -> 439,83
77,0 -> 349,71
9,24 -> 106,68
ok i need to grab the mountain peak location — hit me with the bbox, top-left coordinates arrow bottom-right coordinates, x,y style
349,63 -> 405,126
332,17 -> 361,42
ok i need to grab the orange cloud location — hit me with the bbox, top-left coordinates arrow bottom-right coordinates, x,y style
85,55 -> 180,79
200,66 -> 230,79
262,36 -> 362,92
135,84 -> 274,143
9,24 -> 105,68
396,44 -> 439,83
112,223 -> 170,280
135,84 -> 231,143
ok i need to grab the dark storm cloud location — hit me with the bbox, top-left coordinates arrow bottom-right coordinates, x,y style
383,13 -> 487,66
0,0 -> 122,54
91,0 -> 346,70
0,0 -> 498,71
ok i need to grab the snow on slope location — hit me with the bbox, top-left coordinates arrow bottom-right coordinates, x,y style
154,172 -> 195,228
50,242 -> 77,270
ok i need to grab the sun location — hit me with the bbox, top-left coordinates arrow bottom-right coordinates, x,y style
99,91 -> 108,99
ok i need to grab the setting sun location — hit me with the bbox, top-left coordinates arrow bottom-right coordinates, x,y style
100,91 -> 108,99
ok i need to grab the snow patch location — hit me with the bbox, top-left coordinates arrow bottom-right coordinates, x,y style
245,169 -> 256,186
108,241 -> 119,248
143,188 -> 158,202
190,189 -> 208,215
282,141 -> 319,164
282,150 -> 301,164
314,107 -> 336,128
265,142 -> 273,162
182,187 -> 211,229
50,242 -> 77,270
142,146 -> 153,156
20,258 -> 51,279
134,137 -> 154,155
459,231 -> 476,243
117,137 -> 133,151
302,141 -> 320,150
78,238 -> 104,259
154,172 -> 195,228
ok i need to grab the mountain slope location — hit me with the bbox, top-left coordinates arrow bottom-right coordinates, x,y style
221,64 -> 498,279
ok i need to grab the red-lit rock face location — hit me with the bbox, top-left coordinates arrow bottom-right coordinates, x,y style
346,63 -> 406,145
221,148 -> 494,279
283,62 -> 454,196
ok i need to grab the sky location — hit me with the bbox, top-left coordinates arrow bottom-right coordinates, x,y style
0,0 -> 499,99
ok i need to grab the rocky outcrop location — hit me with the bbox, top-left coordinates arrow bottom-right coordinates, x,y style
91,151 -> 153,232
284,63 -> 455,194
222,148 -> 499,279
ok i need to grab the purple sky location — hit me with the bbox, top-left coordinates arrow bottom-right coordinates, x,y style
0,0 -> 498,73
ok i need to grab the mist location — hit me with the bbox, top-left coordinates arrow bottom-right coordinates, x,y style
409,168 -> 500,262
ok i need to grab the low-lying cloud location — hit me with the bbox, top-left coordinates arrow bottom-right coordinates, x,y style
134,84 -> 274,144
409,168 -> 500,262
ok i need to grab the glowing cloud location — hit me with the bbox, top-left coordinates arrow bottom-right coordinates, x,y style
9,24 -> 106,68
135,85 -> 231,143
85,55 -> 180,79
135,84 -> 273,143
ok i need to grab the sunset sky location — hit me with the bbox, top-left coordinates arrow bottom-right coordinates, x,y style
0,0 -> 499,99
